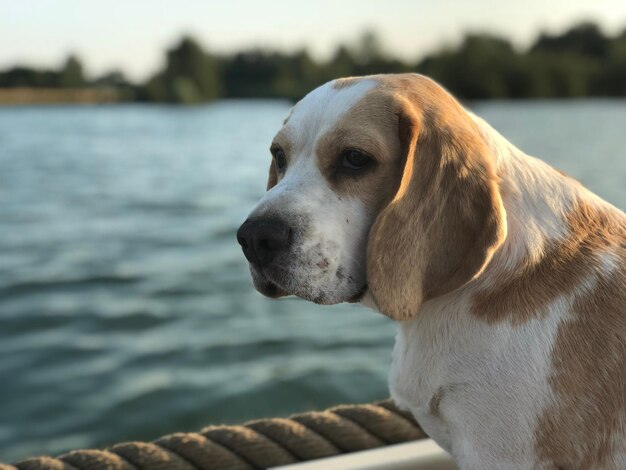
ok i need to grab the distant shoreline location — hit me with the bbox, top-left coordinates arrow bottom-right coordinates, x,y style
0,87 -> 124,105
2,90 -> 624,107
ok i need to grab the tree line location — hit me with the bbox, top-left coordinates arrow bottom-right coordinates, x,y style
2,22 -> 625,102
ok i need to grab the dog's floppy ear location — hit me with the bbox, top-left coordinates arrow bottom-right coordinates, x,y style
367,85 -> 506,321
267,159 -> 278,190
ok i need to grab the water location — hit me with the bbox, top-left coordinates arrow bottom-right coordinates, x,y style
0,100 -> 624,462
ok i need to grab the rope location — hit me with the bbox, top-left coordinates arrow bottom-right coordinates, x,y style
2,399 -> 426,470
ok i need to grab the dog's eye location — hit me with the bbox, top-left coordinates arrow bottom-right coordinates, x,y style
273,148 -> 287,172
341,149 -> 373,171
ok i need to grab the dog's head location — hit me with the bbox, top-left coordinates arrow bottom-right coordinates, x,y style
237,74 -> 506,320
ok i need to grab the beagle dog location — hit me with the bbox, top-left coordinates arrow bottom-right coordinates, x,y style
236,74 -> 625,469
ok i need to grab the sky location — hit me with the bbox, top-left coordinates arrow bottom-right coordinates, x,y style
2,0 -> 626,82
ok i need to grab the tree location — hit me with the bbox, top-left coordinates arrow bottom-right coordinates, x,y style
221,51 -> 281,98
589,28 -> 626,96
352,30 -> 385,65
324,45 -> 357,80
0,67 -> 60,87
418,34 -> 526,99
531,22 -> 610,59
144,36 -> 221,103
59,55 -> 85,87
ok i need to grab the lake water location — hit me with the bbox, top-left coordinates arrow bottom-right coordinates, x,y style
0,100 -> 624,462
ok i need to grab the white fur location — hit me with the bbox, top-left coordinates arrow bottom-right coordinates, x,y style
246,79 -> 377,303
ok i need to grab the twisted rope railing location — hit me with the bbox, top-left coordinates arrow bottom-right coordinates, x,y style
1,399 -> 426,470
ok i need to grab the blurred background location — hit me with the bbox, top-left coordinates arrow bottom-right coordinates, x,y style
1,0 -> 625,463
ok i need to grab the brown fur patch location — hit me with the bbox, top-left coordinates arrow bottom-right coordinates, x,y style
531,202 -> 626,469
555,167 -> 577,181
267,159 -> 277,190
472,201 -> 625,325
267,130 -> 295,189
429,387 -> 446,418
282,107 -> 295,125
314,88 -> 404,214
365,74 -> 506,320
332,77 -> 363,90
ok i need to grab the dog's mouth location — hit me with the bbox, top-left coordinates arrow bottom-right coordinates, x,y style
348,284 -> 368,303
251,263 -> 367,305
252,267 -> 289,299
259,280 -> 287,298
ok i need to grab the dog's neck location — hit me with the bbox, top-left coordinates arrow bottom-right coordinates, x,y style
471,115 -> 614,287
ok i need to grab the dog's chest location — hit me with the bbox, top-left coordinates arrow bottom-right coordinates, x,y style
388,309 -> 481,450
387,300 -> 565,466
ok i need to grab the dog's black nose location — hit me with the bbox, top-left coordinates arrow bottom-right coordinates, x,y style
237,219 -> 291,266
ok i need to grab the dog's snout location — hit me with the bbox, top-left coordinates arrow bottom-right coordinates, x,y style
237,219 -> 291,266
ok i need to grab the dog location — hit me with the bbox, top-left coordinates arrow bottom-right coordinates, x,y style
236,74 -> 625,469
